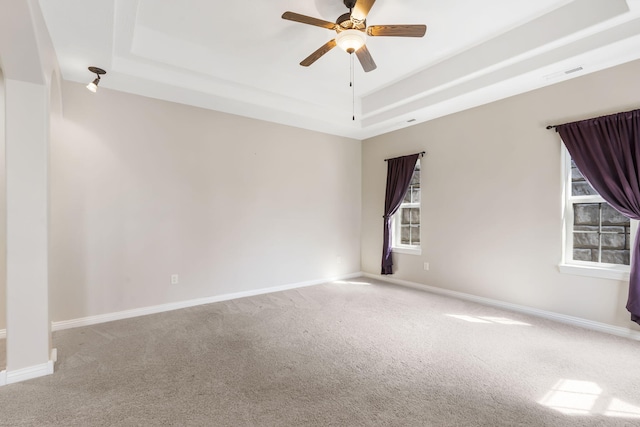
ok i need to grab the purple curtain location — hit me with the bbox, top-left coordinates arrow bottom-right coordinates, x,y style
557,109 -> 640,325
381,153 -> 420,275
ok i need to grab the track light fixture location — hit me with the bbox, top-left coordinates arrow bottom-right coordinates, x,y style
86,66 -> 106,92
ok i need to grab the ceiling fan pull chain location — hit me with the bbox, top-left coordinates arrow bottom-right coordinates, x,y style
350,51 -> 353,88
351,53 -> 355,121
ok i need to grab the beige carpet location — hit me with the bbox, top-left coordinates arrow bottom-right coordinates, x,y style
1,278 -> 639,426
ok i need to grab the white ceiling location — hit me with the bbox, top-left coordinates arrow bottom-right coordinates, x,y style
39,0 -> 640,139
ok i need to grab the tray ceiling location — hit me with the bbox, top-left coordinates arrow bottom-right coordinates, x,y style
39,0 -> 640,139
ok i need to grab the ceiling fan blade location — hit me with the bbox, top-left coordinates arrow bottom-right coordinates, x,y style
351,0 -> 376,22
300,39 -> 338,67
282,11 -> 337,30
355,44 -> 377,72
367,25 -> 427,37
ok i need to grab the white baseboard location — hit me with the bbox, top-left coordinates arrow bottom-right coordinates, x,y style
0,359 -> 55,386
52,272 -> 362,332
362,272 -> 640,342
4,271 -> 638,346
1,274 -> 362,337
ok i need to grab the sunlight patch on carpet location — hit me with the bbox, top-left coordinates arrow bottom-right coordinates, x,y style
446,314 -> 530,326
539,379 -> 601,415
333,280 -> 371,286
539,379 -> 640,418
605,398 -> 640,419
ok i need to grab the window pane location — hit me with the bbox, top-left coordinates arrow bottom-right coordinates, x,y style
410,169 -> 420,186
573,248 -> 597,262
401,208 -> 411,225
574,203 -> 599,225
410,226 -> 420,244
393,160 -> 421,248
571,202 -> 630,266
411,187 -> 420,203
601,232 -> 626,249
571,161 -> 598,196
401,226 -> 410,244
573,232 -> 599,249
403,191 -> 411,203
601,250 -> 630,265
410,208 -> 420,224
601,204 -> 629,226
572,182 -> 599,196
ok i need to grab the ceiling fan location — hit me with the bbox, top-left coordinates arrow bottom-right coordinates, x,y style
282,0 -> 427,72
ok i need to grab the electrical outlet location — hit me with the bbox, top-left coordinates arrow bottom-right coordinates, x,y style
423,262 -> 429,271
171,274 -> 179,285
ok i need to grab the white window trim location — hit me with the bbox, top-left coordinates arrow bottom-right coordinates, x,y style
392,159 -> 422,256
559,146 -> 634,281
392,246 -> 422,255
558,262 -> 630,281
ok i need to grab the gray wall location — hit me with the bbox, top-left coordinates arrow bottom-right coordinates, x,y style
362,59 -> 640,330
48,81 -> 362,323
5,57 -> 640,334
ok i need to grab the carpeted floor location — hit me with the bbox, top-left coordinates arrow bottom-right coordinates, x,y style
1,278 -> 639,426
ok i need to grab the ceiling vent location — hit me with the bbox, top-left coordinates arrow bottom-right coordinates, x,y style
543,65 -> 584,80
564,66 -> 583,75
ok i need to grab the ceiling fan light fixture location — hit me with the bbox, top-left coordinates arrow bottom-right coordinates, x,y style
336,29 -> 365,53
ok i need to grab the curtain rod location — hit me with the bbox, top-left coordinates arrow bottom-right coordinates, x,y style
546,108 -> 640,132
384,151 -> 426,162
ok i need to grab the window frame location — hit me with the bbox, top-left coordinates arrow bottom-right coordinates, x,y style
392,159 -> 422,256
560,146 -> 635,281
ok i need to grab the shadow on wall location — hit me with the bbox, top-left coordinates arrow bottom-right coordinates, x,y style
49,116 -> 103,322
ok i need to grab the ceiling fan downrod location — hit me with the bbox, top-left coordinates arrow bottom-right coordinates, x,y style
343,0 -> 357,10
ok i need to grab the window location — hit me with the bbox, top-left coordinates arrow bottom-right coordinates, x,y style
561,147 -> 635,279
392,159 -> 421,254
